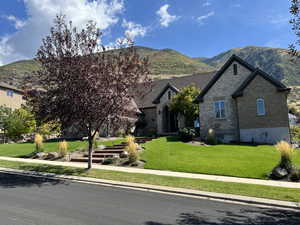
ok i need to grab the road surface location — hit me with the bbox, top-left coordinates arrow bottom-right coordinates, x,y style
0,172 -> 299,225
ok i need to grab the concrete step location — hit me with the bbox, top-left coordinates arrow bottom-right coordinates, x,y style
71,157 -> 103,163
94,149 -> 124,154
103,146 -> 125,150
83,152 -> 118,158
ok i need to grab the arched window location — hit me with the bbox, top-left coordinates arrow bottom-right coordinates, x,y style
256,98 -> 266,116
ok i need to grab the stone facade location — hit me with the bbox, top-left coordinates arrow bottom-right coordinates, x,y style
156,87 -> 177,135
0,86 -> 24,110
236,74 -> 290,143
199,61 -> 252,142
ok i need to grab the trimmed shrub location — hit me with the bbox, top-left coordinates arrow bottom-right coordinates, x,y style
275,141 -> 294,171
178,128 -> 196,142
125,140 -> 139,163
58,140 -> 68,157
125,135 -> 135,144
34,134 -> 43,152
206,129 -> 218,145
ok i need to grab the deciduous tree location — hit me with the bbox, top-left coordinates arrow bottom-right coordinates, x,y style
169,84 -> 200,127
26,15 -> 150,169
289,0 -> 300,58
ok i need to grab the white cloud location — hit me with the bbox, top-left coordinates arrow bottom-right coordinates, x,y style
5,15 -> 26,29
270,15 -> 289,25
156,4 -> 179,27
122,19 -> 147,40
0,0 -> 124,65
203,1 -> 211,7
197,11 -> 215,25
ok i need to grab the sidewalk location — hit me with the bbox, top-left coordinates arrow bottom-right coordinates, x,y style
0,156 -> 300,189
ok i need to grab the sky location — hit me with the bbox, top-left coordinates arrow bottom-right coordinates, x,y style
0,0 -> 296,65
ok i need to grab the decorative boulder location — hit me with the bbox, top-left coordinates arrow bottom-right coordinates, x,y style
270,166 -> 288,180
35,152 -> 47,159
120,151 -> 128,158
46,152 -> 59,160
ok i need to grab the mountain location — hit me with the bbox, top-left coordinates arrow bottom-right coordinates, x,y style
195,46 -> 300,86
0,46 -> 214,87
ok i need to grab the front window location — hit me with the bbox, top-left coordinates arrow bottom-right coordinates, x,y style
6,90 -> 14,97
256,98 -> 266,116
214,100 -> 226,119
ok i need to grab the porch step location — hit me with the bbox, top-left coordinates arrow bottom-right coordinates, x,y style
71,157 -> 103,163
103,146 -> 125,150
83,152 -> 118,158
94,149 -> 124,154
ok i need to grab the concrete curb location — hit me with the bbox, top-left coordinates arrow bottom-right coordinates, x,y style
0,167 -> 299,211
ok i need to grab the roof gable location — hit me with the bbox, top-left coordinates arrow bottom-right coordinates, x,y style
152,83 -> 179,104
194,54 -> 256,103
232,69 -> 290,98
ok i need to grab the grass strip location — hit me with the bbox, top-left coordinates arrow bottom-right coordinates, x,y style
0,160 -> 299,203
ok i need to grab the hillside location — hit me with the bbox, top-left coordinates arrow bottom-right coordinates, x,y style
195,46 -> 300,86
0,46 -> 214,87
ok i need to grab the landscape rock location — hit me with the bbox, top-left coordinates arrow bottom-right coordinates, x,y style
270,167 -> 288,180
46,152 -> 59,160
34,152 -> 47,159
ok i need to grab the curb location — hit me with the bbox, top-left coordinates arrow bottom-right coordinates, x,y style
0,167 -> 299,211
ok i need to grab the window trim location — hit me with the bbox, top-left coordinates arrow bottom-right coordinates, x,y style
214,100 -> 226,119
256,98 -> 266,116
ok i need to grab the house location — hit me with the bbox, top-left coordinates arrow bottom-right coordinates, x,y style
289,113 -> 299,126
135,72 -> 214,136
0,82 -> 24,109
136,55 -> 291,144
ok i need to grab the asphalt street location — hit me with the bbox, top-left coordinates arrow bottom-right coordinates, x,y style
0,172 -> 299,225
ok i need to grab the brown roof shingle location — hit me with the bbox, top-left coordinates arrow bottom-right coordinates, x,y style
135,72 -> 215,108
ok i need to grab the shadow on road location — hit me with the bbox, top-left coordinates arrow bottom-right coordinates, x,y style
145,207 -> 300,225
0,172 -> 68,188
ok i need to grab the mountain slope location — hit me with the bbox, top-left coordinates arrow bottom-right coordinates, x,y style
0,46 -> 214,87
195,46 -> 300,86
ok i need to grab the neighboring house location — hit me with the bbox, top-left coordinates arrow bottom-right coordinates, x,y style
194,55 -> 290,144
289,113 -> 298,126
0,82 -> 24,109
135,55 -> 291,144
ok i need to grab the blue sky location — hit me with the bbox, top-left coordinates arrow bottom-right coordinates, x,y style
0,0 -> 295,65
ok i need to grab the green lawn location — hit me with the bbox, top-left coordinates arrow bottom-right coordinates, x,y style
141,137 -> 300,179
0,159 -> 299,202
0,139 -> 124,158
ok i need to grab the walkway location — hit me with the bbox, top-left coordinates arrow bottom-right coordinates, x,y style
0,156 -> 299,189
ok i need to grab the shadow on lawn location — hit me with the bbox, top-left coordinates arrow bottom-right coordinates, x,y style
166,136 -> 180,142
0,172 -> 66,188
145,207 -> 300,225
19,164 -> 86,176
0,165 -> 87,188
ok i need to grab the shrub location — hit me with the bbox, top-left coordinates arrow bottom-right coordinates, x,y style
178,128 -> 196,142
125,135 -> 135,144
206,128 -> 218,145
58,140 -> 68,157
34,134 -> 43,152
125,140 -> 139,163
275,141 -> 294,171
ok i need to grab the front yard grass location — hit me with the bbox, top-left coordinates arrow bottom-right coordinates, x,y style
141,137 -> 300,179
0,159 -> 299,202
0,139 -> 124,158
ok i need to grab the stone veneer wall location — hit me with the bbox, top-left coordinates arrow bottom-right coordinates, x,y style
199,61 -> 252,142
156,88 -> 177,134
236,74 -> 290,143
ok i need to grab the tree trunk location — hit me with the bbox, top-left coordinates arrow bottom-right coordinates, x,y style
87,136 -> 93,169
